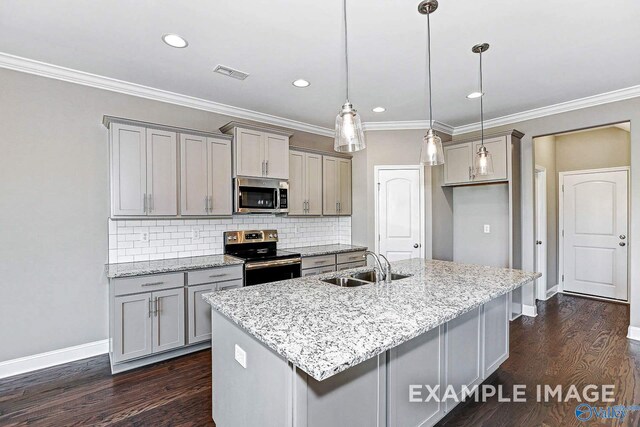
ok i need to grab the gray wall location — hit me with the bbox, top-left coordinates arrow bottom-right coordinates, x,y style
0,68 -> 333,361
351,129 -> 453,260
453,184 -> 510,268
534,126 -> 631,291
452,98 -> 640,321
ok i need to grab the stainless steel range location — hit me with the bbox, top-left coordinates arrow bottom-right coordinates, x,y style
224,229 -> 301,286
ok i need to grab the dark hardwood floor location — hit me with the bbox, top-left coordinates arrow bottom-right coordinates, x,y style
1,294 -> 638,426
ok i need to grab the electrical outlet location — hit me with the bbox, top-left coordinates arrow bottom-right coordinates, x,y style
139,231 -> 149,242
234,344 -> 247,368
483,224 -> 491,234
191,227 -> 201,241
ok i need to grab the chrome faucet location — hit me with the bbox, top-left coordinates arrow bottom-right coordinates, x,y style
378,253 -> 392,284
364,251 -> 388,284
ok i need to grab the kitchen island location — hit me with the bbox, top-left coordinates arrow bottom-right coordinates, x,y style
203,258 -> 539,427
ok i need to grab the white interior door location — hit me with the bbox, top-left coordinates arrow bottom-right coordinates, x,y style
535,167 -> 547,300
377,167 -> 423,261
562,169 -> 628,300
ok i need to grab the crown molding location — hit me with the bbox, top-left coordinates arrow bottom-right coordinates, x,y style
363,120 -> 455,135
0,52 -> 335,138
452,85 -> 640,135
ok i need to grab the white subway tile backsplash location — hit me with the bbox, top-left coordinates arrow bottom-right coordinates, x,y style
107,216 -> 351,263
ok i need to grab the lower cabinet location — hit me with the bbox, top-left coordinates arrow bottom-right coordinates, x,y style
113,287 -> 184,363
187,278 -> 243,344
300,251 -> 366,277
303,265 -> 336,277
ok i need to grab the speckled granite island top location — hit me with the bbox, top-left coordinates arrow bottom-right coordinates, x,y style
106,254 -> 244,278
203,258 -> 540,381
285,243 -> 367,257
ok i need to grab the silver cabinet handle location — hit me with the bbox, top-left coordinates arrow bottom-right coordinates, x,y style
620,235 -> 627,240
205,196 -> 209,214
143,193 -> 147,214
265,160 -> 269,176
208,195 -> 213,213
155,297 -> 160,316
336,202 -> 339,213
141,281 -> 164,287
209,273 -> 228,278
262,161 -> 265,176
148,194 -> 153,213
148,298 -> 153,318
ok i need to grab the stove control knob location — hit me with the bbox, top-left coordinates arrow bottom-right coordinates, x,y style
268,234 -> 274,238
273,233 -> 278,238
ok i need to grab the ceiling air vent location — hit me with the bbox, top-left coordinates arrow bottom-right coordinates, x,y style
213,65 -> 249,80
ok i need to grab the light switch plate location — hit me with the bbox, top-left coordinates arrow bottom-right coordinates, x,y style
483,224 -> 491,234
234,344 -> 247,368
191,227 -> 201,241
139,231 -> 149,242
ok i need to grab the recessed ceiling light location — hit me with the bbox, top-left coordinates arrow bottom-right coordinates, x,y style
162,33 -> 188,48
466,91 -> 483,99
292,79 -> 310,88
372,107 -> 386,113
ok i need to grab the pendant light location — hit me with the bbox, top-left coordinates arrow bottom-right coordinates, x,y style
472,43 -> 494,176
334,0 -> 366,153
418,0 -> 444,166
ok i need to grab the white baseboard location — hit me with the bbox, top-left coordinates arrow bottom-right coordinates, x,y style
544,285 -> 559,300
522,304 -> 538,317
0,339 -> 109,379
627,326 -> 640,342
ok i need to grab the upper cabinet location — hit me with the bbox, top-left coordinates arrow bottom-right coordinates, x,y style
443,135 -> 511,186
220,122 -> 291,180
289,150 -> 323,215
109,122 -> 177,217
323,156 -> 352,216
105,116 -> 232,218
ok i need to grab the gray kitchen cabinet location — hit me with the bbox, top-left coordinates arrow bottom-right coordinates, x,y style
483,293 -> 509,377
323,155 -> 352,216
443,142 -> 473,185
220,122 -> 291,179
109,123 -> 178,217
180,134 -> 233,216
472,137 -> 508,182
113,292 -> 153,363
301,251 -> 366,276
336,261 -> 366,271
443,136 -> 508,185
289,150 -> 323,216
152,287 -> 185,353
302,265 -> 336,276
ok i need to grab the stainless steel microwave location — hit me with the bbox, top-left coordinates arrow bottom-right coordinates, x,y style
234,177 -> 288,214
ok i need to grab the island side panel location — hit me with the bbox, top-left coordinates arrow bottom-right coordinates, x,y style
211,310 -> 293,427
295,355 -> 386,427
483,293 -> 510,377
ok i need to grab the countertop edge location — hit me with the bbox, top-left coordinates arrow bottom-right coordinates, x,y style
106,256 -> 245,279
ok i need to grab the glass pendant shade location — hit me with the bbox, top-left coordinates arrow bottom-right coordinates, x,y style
420,128 -> 444,166
475,145 -> 494,176
334,102 -> 366,153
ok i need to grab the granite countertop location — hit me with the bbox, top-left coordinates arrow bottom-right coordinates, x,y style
203,258 -> 540,381
285,244 -> 367,257
106,254 -> 244,278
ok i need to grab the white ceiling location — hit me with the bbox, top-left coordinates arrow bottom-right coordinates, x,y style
1,0 -> 639,130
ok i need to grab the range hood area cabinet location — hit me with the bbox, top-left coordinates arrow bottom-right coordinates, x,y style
443,134 -> 520,186
105,116 -> 233,218
220,122 -> 292,180
323,155 -> 352,216
288,150 -> 323,215
179,134 -> 232,216
108,122 -> 178,216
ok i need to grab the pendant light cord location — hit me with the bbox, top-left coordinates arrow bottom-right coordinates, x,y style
343,0 -> 350,103
426,10 -> 433,129
479,50 -> 485,147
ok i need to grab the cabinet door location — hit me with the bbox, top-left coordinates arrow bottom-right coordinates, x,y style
288,151 -> 306,215
180,134 -> 209,216
235,128 -> 265,177
208,137 -> 233,215
302,265 -> 336,276
306,153 -> 323,215
152,288 -> 185,353
187,283 -> 215,344
443,142 -> 473,185
472,137 -> 508,182
338,158 -> 352,215
113,293 -> 152,363
264,133 -> 289,179
483,294 -> 509,377
322,156 -> 339,215
110,123 -> 147,216
146,129 -> 177,216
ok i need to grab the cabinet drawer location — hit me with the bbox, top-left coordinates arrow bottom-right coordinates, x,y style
113,272 -> 184,296
216,278 -> 244,291
336,261 -> 366,271
337,251 -> 365,265
302,265 -> 336,277
301,254 -> 336,270
187,265 -> 243,286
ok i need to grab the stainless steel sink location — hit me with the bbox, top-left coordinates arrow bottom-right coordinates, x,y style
322,277 -> 370,287
349,271 -> 412,283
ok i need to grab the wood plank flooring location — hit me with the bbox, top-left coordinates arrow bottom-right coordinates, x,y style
1,294 -> 638,426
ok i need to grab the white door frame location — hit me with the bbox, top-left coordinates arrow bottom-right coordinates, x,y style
374,165 -> 430,259
534,166 -> 548,301
558,166 -> 630,300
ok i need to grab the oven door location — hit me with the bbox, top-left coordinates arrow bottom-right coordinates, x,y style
244,258 -> 302,286
235,177 -> 283,214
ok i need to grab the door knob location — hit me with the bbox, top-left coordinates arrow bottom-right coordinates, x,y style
620,235 -> 626,240
620,242 -> 626,247
413,243 -> 419,248
536,240 -> 543,245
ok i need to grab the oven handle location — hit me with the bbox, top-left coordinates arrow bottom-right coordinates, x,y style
245,258 -> 302,270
